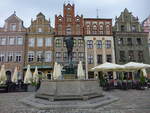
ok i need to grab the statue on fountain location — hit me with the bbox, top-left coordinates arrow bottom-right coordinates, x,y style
64,36 -> 74,65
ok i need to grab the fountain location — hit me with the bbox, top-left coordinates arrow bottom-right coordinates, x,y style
21,36 -> 118,110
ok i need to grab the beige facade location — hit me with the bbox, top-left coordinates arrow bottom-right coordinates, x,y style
25,12 -> 54,79
0,12 -> 26,81
84,36 -> 115,79
84,18 -> 115,79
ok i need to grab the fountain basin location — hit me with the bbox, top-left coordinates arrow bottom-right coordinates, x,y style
35,79 -> 103,101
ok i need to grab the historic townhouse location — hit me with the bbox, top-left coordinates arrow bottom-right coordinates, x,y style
0,12 -> 26,81
84,18 -> 115,79
25,13 -> 54,79
142,15 -> 150,55
113,9 -> 149,69
55,3 -> 84,67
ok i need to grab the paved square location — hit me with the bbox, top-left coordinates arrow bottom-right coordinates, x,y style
0,89 -> 150,113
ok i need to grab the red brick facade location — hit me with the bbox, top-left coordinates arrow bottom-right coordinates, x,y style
55,3 -> 84,36
84,18 -> 112,36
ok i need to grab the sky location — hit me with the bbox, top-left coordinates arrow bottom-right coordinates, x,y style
0,0 -> 149,27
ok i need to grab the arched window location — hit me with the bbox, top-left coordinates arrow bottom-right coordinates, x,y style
76,24 -> 80,34
86,24 -> 90,35
100,25 -> 103,30
87,40 -> 93,48
58,24 -> 62,35
92,25 -> 97,35
66,24 -> 72,35
56,39 -> 62,47
106,25 -> 110,35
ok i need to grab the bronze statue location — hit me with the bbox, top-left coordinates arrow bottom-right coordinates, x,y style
64,36 -> 74,64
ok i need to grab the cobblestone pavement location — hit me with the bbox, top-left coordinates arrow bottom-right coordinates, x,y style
0,89 -> 150,113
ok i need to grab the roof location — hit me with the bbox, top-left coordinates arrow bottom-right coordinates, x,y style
5,12 -> 22,22
37,12 -> 45,17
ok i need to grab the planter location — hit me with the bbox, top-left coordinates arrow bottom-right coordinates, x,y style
27,85 -> 37,92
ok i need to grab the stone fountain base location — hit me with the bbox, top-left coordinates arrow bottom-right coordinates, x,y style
35,80 -> 102,101
20,80 -> 118,110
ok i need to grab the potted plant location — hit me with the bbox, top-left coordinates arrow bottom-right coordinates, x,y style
139,74 -> 146,90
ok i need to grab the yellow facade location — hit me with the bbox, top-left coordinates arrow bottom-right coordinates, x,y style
25,12 -> 54,78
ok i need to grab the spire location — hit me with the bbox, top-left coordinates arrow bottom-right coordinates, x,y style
124,8 -> 129,13
96,9 -> 99,18
13,11 -> 16,16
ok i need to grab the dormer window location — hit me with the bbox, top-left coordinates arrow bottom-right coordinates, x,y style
67,7 -> 71,11
11,24 -> 16,31
38,28 -> 42,33
76,18 -> 80,22
132,25 -> 136,32
121,25 -> 125,32
58,18 -> 62,21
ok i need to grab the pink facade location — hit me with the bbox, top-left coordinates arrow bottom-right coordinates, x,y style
142,16 -> 150,32
0,12 -> 26,81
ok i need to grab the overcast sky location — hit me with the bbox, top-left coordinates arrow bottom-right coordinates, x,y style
0,0 -> 149,27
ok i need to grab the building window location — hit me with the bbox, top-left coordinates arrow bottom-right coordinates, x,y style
10,24 -> 16,31
88,55 -> 93,64
106,25 -> 110,35
37,38 -> 43,47
29,38 -> 35,47
0,53 -> 5,62
67,17 -> 72,22
58,24 -> 62,35
138,51 -> 144,62
66,25 -> 72,35
97,40 -> 102,48
131,25 -> 136,32
121,25 -> 125,31
38,28 -> 42,33
45,38 -> 52,47
73,39 -> 77,47
7,52 -> 13,62
92,25 -> 97,35
63,52 -> 68,61
37,51 -> 43,62
97,54 -> 102,64
45,51 -> 52,62
100,31 -> 103,35
78,52 -> 84,61
73,52 -> 77,61
78,39 -> 83,47
86,25 -> 90,34
76,24 -> 80,34
17,37 -> 23,45
118,38 -> 124,45
15,52 -> 21,62
76,18 -> 80,22
128,50 -> 134,61
28,51 -> 34,62
127,38 -> 133,46
56,52 -> 61,59
56,39 -> 62,47
100,25 -> 103,30
106,40 -> 111,48
137,38 -> 142,45
87,40 -> 93,48
119,51 -> 126,62
9,37 -> 15,45
1,38 -> 6,45
106,54 -> 112,62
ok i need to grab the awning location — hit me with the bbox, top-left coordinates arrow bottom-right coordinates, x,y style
23,65 -> 53,70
